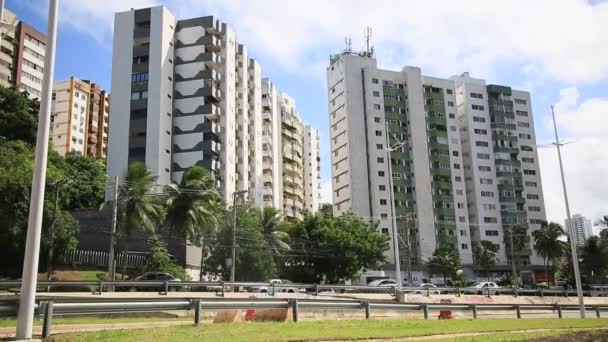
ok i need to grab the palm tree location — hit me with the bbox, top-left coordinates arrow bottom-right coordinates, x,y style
532,221 -> 565,285
580,236 -> 608,284
105,162 -> 165,279
258,207 -> 290,255
473,240 -> 499,281
164,166 -> 222,280
427,244 -> 461,285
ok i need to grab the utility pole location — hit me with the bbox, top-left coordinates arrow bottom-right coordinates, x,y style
507,226 -> 518,287
47,180 -> 65,281
551,106 -> 585,318
108,176 -> 119,285
231,190 -> 247,284
385,122 -> 402,290
16,0 -> 59,339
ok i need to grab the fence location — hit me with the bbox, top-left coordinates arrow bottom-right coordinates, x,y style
62,250 -> 149,269
1,297 -> 607,338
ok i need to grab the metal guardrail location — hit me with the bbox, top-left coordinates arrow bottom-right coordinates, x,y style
1,297 -> 607,339
0,280 -> 600,297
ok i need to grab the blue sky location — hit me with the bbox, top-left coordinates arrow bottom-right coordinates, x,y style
9,0 -> 608,229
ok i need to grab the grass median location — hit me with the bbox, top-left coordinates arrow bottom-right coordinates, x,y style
47,318 -> 608,341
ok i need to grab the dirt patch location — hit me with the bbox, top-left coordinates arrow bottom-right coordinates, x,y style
528,330 -> 608,341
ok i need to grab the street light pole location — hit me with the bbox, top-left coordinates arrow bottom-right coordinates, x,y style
385,122 -> 402,290
108,176 -> 119,285
16,0 -> 59,339
230,190 -> 247,284
551,106 -> 585,318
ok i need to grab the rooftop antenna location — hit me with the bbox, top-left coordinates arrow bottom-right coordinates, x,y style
363,26 -> 374,57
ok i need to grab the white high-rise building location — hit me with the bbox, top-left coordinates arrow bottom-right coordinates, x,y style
327,51 -> 472,274
303,125 -> 321,214
279,92 -> 305,221
565,214 -> 593,245
451,73 -> 547,269
261,78 -> 282,209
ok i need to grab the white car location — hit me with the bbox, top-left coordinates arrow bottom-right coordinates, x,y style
368,279 -> 397,288
463,281 -> 502,295
413,283 -> 441,295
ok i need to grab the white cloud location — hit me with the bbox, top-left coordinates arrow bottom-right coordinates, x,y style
320,180 -> 333,204
538,88 -> 608,225
40,0 -> 608,83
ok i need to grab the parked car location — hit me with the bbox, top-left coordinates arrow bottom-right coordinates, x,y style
368,279 -> 397,288
119,272 -> 183,292
246,279 -> 303,294
462,281 -> 502,295
404,283 -> 441,295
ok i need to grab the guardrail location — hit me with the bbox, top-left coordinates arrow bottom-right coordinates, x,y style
1,297 -> 607,339
0,280 -> 599,298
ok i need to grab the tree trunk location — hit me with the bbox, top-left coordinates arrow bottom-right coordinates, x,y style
122,239 -> 129,280
543,257 -> 548,286
199,238 -> 205,282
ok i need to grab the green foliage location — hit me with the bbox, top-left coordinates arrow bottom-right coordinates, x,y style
280,212 -> 388,283
579,236 -> 608,284
60,152 -> 106,210
473,240 -> 499,280
427,244 -> 461,284
0,86 -> 39,144
531,221 -> 565,283
259,207 -> 290,255
142,235 -> 188,281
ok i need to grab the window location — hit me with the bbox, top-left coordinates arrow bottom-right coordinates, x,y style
373,91 -> 380,97
476,141 -> 489,147
473,116 -> 486,123
372,78 -> 379,84
374,117 -> 381,123
521,145 -> 533,151
378,171 -> 385,177
446,89 -> 453,94
373,104 -> 381,110
380,199 -> 387,205
528,206 -> 541,212
381,214 -> 388,219
530,219 -> 544,224
519,133 -> 531,139
455,176 -> 462,182
456,189 -> 464,195
376,144 -> 383,150
477,153 -> 490,159
452,151 -> 459,157
453,163 -> 460,169
483,204 -> 496,210
517,122 -> 530,128
131,72 -> 149,82
484,217 -> 497,223
474,129 -> 487,135
485,230 -> 499,236
379,185 -> 386,191
480,178 -> 493,185
522,157 -> 534,163
461,244 -> 469,250
375,130 -> 382,136
481,191 -> 494,197
515,98 -> 527,105
527,194 -> 539,200
449,113 -> 455,119
472,104 -> 485,110
447,101 -> 454,107
516,110 -> 528,116
479,166 -> 491,172
377,157 -> 384,163
471,92 -> 483,99
523,169 -> 536,175
525,181 -> 537,187
459,216 -> 466,222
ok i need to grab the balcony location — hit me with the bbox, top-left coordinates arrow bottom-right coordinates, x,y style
201,68 -> 221,83
202,35 -> 221,51
202,120 -> 220,138
202,103 -> 221,120
203,17 -> 222,35
203,140 -> 220,154
201,158 -> 221,173
202,52 -> 222,69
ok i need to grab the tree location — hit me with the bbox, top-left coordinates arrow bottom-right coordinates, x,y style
105,162 -> 165,278
0,86 -> 40,144
59,152 -> 106,210
258,207 -> 290,255
580,236 -> 608,284
142,235 -> 188,281
427,245 -> 461,284
473,240 -> 499,280
532,221 -> 565,284
504,225 -> 527,282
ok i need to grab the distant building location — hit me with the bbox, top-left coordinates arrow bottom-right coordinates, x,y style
0,9 -> 47,99
50,77 -> 110,158
565,214 -> 593,245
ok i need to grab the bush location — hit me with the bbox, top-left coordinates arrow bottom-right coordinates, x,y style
142,235 -> 189,281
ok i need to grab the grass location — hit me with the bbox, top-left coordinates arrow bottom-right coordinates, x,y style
0,316 -> 191,328
47,318 -> 608,342
435,329 -> 600,341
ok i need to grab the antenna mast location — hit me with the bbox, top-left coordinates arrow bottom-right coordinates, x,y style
363,26 -> 374,57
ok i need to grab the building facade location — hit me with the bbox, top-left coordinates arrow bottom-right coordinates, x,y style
565,214 -> 593,245
279,92 -> 305,221
261,78 -> 282,209
327,50 -> 547,278
0,9 -> 46,99
50,77 -> 110,158
303,125 -> 321,214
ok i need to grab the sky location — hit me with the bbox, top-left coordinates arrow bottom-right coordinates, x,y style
8,0 -> 608,231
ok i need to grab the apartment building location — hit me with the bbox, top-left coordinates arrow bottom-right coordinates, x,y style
50,77 -> 110,157
565,213 -> 593,245
261,78 -> 282,209
303,125 -> 321,214
451,73 -> 546,270
280,92 -> 305,221
0,8 -> 46,99
327,51 -> 473,273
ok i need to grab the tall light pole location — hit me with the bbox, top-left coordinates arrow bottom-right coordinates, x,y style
551,105 -> 585,318
385,122 -> 402,290
16,0 -> 59,339
230,190 -> 247,284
